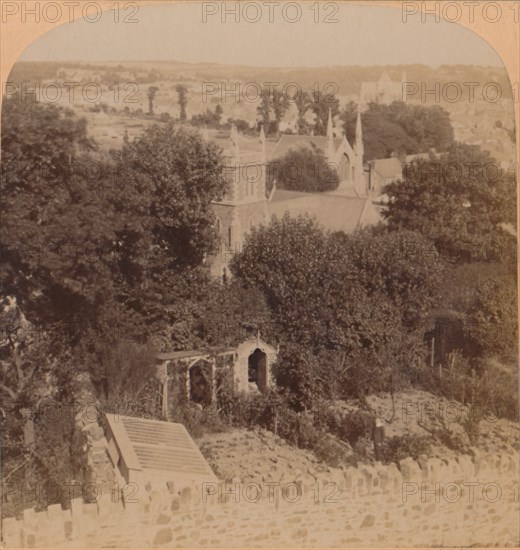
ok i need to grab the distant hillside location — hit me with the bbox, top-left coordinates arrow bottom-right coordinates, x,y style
7,61 -> 513,98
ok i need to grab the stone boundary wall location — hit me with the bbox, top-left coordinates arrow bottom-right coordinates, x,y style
2,448 -> 518,547
72,373 -> 119,491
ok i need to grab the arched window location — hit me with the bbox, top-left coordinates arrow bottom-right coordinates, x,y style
215,218 -> 221,235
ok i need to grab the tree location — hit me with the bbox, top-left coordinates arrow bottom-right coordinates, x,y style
0,296 -> 88,516
340,101 -> 454,161
191,105 -> 223,128
334,227 -> 444,327
291,90 -> 340,136
1,94 -> 117,326
214,104 -> 223,123
274,343 -> 321,411
269,145 -> 339,192
384,142 -> 514,263
116,122 -> 227,269
231,215 -> 435,397
309,91 -> 340,136
467,275 -> 517,359
147,86 -> 159,115
176,84 -> 188,122
257,86 -> 289,135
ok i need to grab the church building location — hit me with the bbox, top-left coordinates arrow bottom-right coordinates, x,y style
209,110 -> 382,279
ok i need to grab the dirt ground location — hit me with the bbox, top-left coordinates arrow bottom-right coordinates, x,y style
197,389 -> 519,483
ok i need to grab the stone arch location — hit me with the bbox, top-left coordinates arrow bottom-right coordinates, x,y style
248,348 -> 268,392
188,359 -> 214,406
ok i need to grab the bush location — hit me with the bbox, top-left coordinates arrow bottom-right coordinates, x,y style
381,434 -> 432,464
312,433 -> 351,467
169,403 -> 227,439
318,403 -> 374,447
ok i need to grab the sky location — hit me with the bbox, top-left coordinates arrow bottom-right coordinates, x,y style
19,2 -> 504,68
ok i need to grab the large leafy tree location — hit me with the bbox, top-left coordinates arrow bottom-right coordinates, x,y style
334,227 -> 444,327
341,101 -> 454,161
257,86 -> 290,135
269,145 -> 339,192
384,142 -> 515,263
1,94 -> 116,324
289,90 -> 340,136
467,275 -> 517,359
116,123 -> 227,270
231,214 -> 441,397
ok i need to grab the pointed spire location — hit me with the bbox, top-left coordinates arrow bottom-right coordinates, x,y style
230,124 -> 240,161
327,107 -> 333,140
258,124 -> 267,199
259,124 -> 266,160
327,108 -> 334,160
354,108 -> 365,197
259,123 -> 266,144
355,109 -> 363,155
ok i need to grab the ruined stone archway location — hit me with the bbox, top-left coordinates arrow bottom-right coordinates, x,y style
248,348 -> 268,392
188,359 -> 213,406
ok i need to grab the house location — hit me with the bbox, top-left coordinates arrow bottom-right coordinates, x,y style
155,336 -> 277,413
366,157 -> 403,197
359,71 -> 406,111
104,413 -> 218,488
209,110 -> 382,278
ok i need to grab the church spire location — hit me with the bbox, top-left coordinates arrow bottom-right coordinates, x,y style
259,124 -> 266,162
327,107 -> 333,139
230,124 -> 240,162
327,108 -> 334,160
355,109 -> 363,158
354,108 -> 365,197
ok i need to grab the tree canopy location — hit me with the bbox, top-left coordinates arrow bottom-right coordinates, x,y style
269,145 -> 339,192
341,101 -> 454,161
384,142 -> 516,264
231,214 -> 444,397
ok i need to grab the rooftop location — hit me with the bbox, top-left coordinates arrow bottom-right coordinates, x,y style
106,414 -> 217,481
367,157 -> 402,179
268,189 -> 382,233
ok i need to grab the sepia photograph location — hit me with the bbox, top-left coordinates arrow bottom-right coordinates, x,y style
0,0 -> 518,547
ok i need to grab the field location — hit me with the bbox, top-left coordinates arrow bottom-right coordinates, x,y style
7,60 -> 516,162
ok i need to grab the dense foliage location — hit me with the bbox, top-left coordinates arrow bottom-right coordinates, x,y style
1,82 -> 517,513
268,146 -> 339,192
231,215 -> 444,398
342,101 -> 454,161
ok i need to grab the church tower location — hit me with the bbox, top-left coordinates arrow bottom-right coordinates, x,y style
210,125 -> 268,279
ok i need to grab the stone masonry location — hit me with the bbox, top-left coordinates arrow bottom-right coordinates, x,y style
2,449 -> 518,547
